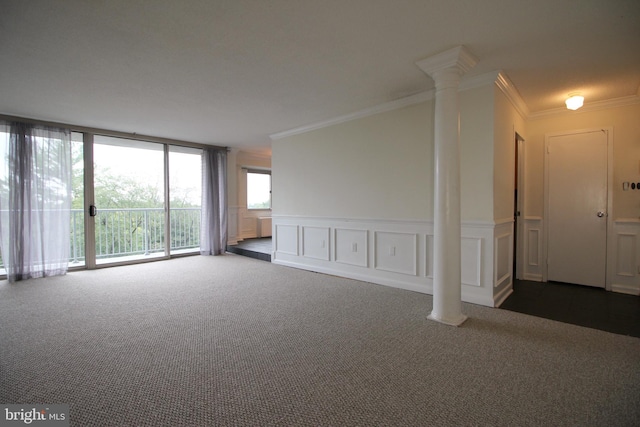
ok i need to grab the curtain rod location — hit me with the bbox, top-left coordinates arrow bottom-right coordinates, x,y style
0,114 -> 227,151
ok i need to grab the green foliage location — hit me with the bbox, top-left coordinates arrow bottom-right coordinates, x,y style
68,143 -> 201,262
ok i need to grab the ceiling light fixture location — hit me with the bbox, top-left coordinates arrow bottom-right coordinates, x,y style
565,94 -> 584,110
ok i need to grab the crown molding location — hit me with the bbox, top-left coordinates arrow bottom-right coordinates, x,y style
460,70 -> 500,91
494,72 -> 530,119
528,94 -> 640,119
270,90 -> 435,140
270,69 -> 638,140
271,70 -> 510,141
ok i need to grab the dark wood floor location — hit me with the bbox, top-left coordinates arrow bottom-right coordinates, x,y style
501,279 -> 640,338
228,238 -> 640,338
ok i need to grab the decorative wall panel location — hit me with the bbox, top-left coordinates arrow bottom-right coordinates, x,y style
275,224 -> 298,256
302,226 -> 330,260
335,228 -> 368,267
461,237 -> 482,287
374,231 -> 417,276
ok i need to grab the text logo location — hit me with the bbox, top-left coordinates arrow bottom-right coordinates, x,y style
1,405 -> 69,427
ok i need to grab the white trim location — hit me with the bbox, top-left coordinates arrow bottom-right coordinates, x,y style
269,90 -> 435,140
271,214 -> 509,228
528,95 -> 640,120
272,216 -> 510,307
271,69 -> 503,141
269,74 -> 639,142
415,45 -> 478,76
459,71 -> 500,92
615,218 -> 640,225
494,217 -> 515,226
494,72 -> 530,119
611,284 -> 640,296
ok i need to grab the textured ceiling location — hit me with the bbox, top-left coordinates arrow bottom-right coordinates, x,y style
1,0 -> 639,151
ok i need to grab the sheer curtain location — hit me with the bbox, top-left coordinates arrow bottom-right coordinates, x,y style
200,147 -> 227,255
0,121 -> 72,282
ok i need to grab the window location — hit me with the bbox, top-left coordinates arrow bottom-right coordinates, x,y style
247,170 -> 271,209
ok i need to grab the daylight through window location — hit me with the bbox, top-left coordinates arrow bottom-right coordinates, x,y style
247,171 -> 271,210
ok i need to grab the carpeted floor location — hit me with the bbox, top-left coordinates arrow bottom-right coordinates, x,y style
1,254 -> 639,426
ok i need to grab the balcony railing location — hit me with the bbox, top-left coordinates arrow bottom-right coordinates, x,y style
1,207 -> 201,270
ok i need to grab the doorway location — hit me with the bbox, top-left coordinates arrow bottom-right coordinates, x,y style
513,133 -> 525,280
544,128 -> 611,288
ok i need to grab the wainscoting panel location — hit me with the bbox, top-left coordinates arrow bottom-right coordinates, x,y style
495,231 -> 512,287
523,217 -> 543,281
334,228 -> 368,268
374,231 -> 418,276
424,234 -> 434,279
611,220 -> 640,295
302,226 -> 330,261
274,224 -> 299,256
272,216 -> 513,307
493,220 -> 514,307
461,237 -> 482,287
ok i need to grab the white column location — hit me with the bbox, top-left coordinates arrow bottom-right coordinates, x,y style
416,46 -> 477,326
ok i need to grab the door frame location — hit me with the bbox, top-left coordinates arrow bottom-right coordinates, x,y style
542,127 -> 614,289
514,133 -> 525,280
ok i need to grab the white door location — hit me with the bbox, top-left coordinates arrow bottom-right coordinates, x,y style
546,129 -> 608,287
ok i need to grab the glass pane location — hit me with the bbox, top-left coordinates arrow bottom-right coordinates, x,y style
247,172 -> 271,209
0,129 -> 7,274
93,136 -> 165,264
70,132 -> 85,266
169,146 -> 202,254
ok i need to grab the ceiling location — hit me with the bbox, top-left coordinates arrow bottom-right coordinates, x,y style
1,0 -> 639,152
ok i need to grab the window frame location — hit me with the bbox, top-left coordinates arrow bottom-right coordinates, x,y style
246,169 -> 272,210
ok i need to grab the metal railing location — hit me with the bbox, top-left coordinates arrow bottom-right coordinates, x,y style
1,207 -> 201,269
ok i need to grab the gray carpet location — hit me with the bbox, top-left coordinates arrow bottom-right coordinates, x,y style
1,255 -> 638,426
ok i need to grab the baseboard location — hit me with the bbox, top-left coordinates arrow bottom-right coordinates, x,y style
611,283 -> 640,296
494,286 -> 513,307
272,258 -> 495,307
272,258 -> 431,295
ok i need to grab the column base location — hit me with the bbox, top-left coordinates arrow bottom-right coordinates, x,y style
428,312 -> 468,327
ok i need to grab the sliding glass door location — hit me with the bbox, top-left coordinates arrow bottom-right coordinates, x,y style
92,136 -> 167,265
169,146 -> 202,255
0,121 -> 208,278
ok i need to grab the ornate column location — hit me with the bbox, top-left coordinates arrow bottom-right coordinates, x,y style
416,46 -> 477,326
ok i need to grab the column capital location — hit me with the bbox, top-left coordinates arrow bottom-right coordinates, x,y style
415,45 -> 477,80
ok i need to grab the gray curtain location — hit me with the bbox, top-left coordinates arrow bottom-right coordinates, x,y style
0,121 -> 72,282
200,147 -> 227,255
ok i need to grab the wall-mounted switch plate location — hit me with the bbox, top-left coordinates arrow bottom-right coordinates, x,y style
623,182 -> 630,191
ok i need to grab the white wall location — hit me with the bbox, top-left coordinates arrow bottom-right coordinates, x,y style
272,81 -> 513,307
273,101 -> 434,220
273,84 -> 499,222
460,84 -> 495,222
